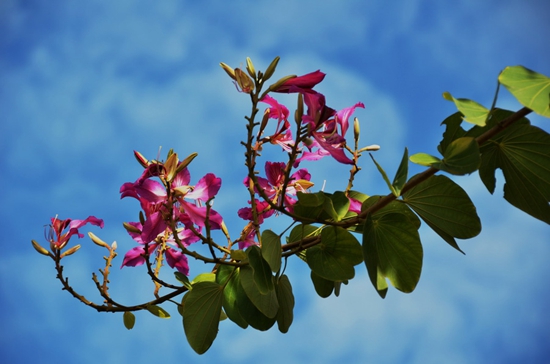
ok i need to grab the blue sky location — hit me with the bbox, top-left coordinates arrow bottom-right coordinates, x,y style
1,1 -> 549,363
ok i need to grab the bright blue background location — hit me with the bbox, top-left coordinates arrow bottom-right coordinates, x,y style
1,1 -> 549,363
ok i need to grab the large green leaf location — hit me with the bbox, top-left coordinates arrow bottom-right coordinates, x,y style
182,281 -> 224,354
216,265 -> 248,329
403,174 -> 481,239
479,123 -> 550,224
275,275 -> 294,333
362,211 -> 423,298
443,91 -> 490,126
288,223 -> 319,244
235,268 -> 277,330
306,226 -> 363,281
239,265 -> 279,318
499,66 -> 550,117
261,230 -> 282,273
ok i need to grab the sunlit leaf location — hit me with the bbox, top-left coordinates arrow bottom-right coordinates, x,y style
443,91 -> 490,126
191,272 -> 216,284
123,311 -> 135,330
328,191 -> 351,221
181,282 -> 224,354
261,229 -> 282,273
403,174 -> 481,239
146,305 -> 171,319
499,66 -> 550,117
306,226 -> 363,281
479,123 -> 550,223
410,153 -> 441,167
362,211 -> 423,297
275,275 -> 294,333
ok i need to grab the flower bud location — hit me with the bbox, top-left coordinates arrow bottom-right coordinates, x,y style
293,179 -> 315,192
88,232 -> 109,248
134,150 -> 149,168
359,144 -> 381,152
123,222 -> 142,234
61,244 -> 81,258
176,152 -> 198,174
164,152 -> 179,182
111,241 -> 118,250
263,56 -> 280,82
32,240 -> 52,257
220,62 -> 236,80
268,74 -> 297,92
353,117 -> 360,142
245,57 -> 256,78
235,68 -> 254,93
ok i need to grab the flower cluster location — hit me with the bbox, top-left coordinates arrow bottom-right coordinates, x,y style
118,152 -> 223,276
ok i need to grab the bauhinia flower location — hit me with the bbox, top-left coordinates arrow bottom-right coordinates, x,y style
239,161 -> 313,223
46,216 -> 104,250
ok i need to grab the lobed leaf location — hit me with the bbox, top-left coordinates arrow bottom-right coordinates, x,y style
403,174 -> 481,240
499,66 -> 550,117
443,91 -> 490,126
479,123 -> 550,223
362,210 -> 423,298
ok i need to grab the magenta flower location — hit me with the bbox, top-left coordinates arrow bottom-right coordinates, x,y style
46,216 -> 104,249
260,95 -> 295,151
120,222 -> 200,276
272,70 -> 326,93
239,161 -> 311,223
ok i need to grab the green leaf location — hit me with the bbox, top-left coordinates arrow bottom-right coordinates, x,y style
328,191 -> 351,221
479,123 -> 550,224
370,154 -> 397,196
261,230 -> 282,273
288,224 -> 319,244
403,174 -> 481,239
239,265 -> 279,318
443,91 -> 490,126
247,245 -> 275,293
293,192 -> 326,220
275,275 -> 294,333
362,211 -> 423,297
306,226 -> 363,281
191,272 -> 216,284
410,153 -> 441,167
216,265 -> 248,329
310,271 -> 335,298
499,66 -> 550,117
438,137 -> 480,175
438,112 -> 467,155
123,311 -> 135,330
392,147 -> 409,196
146,305 -> 171,319
182,282 -> 224,354
174,272 -> 191,289
235,268 -> 277,331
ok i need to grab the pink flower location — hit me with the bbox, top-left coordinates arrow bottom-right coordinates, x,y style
239,161 -> 311,222
47,216 -> 104,249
